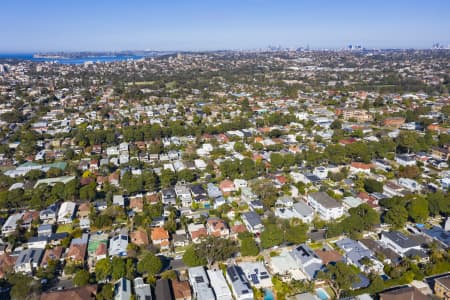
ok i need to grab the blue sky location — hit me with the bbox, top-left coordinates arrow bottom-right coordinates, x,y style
1,0 -> 449,52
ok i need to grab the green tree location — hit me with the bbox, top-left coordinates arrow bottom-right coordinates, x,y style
73,269 -> 90,286
260,224 -> 283,249
137,253 -> 162,276
177,169 -> 197,182
143,170 -> 159,191
384,205 -> 408,228
270,153 -> 284,169
196,236 -> 238,265
111,257 -> 125,280
427,191 -> 450,216
284,220 -> 309,244
233,142 -> 246,153
182,245 -> 207,267
8,273 -> 41,300
330,119 -> 342,129
97,283 -> 114,300
240,236 -> 260,256
363,178 -> 383,193
318,262 -> 360,299
79,181 -> 96,201
160,169 -> 177,188
407,197 -> 429,223
95,258 -> 112,281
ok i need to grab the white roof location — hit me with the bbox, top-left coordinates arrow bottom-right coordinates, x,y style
58,201 -> 76,220
207,269 -> 233,300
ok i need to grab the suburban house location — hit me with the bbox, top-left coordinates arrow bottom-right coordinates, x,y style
380,231 -> 424,257
134,277 -> 152,300
188,266 -> 215,300
57,201 -> 76,224
39,285 -> 98,300
398,178 -> 421,192
290,244 -> 323,280
109,234 -> 128,257
238,261 -> 272,288
241,212 -> 264,235
207,269 -> 233,300
220,179 -> 236,194
171,278 -> 193,300
151,227 -> 170,250
395,154 -> 416,167
77,202 -> 91,219
66,233 -> 89,264
15,248 -> 44,274
206,218 -> 229,238
130,229 -> 149,247
307,192 -> 344,220
335,238 -> 384,273
40,204 -> 58,223
2,213 -> 24,236
113,277 -> 131,300
275,201 -> 314,223
40,246 -> 63,268
226,264 -> 254,300
434,275 -> 450,299
207,183 -> 222,198
431,146 -> 450,161
188,223 -> 208,244
37,224 -> 53,237
162,188 -> 177,206
383,181 -> 406,197
87,233 -> 108,267
175,181 -> 193,207
155,279 -> 173,300
350,162 -> 373,175
113,195 -> 125,207
379,286 -> 429,300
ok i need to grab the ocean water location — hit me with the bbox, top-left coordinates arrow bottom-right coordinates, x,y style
0,53 -> 144,64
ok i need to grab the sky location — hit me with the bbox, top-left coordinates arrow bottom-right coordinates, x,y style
1,0 -> 450,52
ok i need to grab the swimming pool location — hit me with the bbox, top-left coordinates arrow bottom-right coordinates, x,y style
264,289 -> 275,300
316,288 -> 331,300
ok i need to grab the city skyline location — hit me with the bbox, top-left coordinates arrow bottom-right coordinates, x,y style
1,0 -> 450,52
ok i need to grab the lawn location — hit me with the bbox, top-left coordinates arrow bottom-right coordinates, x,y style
57,224 -> 73,233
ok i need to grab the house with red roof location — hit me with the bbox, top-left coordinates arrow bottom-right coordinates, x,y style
350,162 -> 373,175
206,218 -> 229,238
151,227 -> 170,250
219,179 -> 236,194
130,229 -> 149,247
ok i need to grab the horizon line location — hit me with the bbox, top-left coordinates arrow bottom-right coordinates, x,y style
1,46 -> 450,54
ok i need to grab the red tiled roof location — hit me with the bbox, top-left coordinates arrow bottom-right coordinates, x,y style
151,227 -> 169,241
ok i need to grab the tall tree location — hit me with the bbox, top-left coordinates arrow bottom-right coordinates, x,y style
318,262 -> 360,299
137,253 -> 162,276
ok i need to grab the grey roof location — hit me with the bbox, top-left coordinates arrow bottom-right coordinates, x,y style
241,211 -> 262,227
28,236 -> 48,243
155,279 -> 172,300
188,266 -> 215,300
226,265 -> 254,299
16,248 -> 44,267
38,224 -> 53,232
359,238 -> 401,264
382,231 -> 422,248
290,244 -> 323,278
335,238 -> 373,267
134,277 -> 152,300
309,192 -> 341,208
423,226 -> 450,247
293,201 -> 314,217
